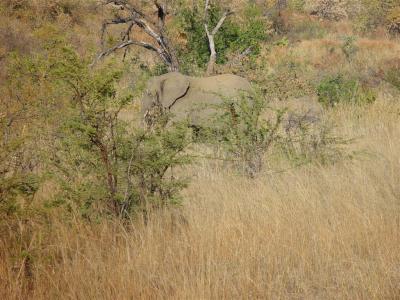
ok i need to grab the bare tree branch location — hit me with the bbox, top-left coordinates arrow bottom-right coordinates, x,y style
211,10 -> 233,35
101,16 -> 134,49
96,0 -> 179,71
204,0 -> 210,20
95,40 -> 160,62
153,0 -> 167,29
204,1 -> 234,75
121,22 -> 135,60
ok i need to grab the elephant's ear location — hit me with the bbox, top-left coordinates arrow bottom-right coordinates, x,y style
160,73 -> 190,109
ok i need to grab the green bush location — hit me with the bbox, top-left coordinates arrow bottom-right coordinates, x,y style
48,46 -> 192,218
385,66 -> 400,91
0,50 -> 54,217
207,90 -> 284,177
0,175 -> 39,215
177,4 -> 238,70
316,74 -> 376,107
176,3 -> 270,73
2,42 -> 193,219
202,88 -> 350,175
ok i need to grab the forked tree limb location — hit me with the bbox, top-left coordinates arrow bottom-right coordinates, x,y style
211,10 -> 233,35
204,1 -> 233,75
95,0 -> 179,71
100,17 -> 134,49
96,40 -> 160,61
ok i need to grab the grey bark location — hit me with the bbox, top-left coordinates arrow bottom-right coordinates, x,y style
96,0 -> 179,71
204,0 -> 233,75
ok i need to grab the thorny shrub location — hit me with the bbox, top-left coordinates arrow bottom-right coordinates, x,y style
207,90 -> 284,177
1,41 -> 192,219
278,110 -> 352,165
202,89 -> 351,176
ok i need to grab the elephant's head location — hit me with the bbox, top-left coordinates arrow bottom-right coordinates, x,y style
141,72 -> 190,121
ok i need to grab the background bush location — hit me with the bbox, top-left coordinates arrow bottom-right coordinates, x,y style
388,6 -> 400,35
176,3 -> 271,74
353,0 -> 398,33
317,74 -> 376,107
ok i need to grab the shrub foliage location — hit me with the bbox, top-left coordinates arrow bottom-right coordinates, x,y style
176,3 -> 270,73
1,42 -> 192,218
317,74 -> 376,107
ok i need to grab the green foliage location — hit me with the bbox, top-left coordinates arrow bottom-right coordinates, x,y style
208,90 -> 284,177
385,66 -> 400,91
47,46 -> 192,218
274,37 -> 289,47
0,175 -> 39,215
1,40 -> 192,219
317,74 -> 376,107
177,3 -> 270,73
231,5 -> 271,55
202,88 -> 350,174
124,124 -> 192,212
288,0 -> 306,12
0,48 -> 58,216
177,5 -> 235,69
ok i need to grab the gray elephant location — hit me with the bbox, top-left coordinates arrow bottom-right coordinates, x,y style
141,72 -> 252,127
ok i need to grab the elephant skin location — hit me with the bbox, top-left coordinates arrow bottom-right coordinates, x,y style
141,72 -> 252,127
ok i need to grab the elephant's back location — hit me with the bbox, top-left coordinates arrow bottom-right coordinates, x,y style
190,74 -> 251,97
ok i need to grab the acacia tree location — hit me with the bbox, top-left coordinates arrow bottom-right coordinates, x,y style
96,0 -> 179,71
51,46 -> 192,217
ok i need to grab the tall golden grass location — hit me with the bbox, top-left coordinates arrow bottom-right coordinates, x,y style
1,98 -> 399,299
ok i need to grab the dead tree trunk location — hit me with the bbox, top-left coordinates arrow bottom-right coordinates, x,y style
204,0 -> 233,76
96,0 -> 179,72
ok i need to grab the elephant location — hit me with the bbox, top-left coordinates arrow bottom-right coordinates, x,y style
141,72 -> 252,128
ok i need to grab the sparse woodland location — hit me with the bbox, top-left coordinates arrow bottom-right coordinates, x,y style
1,0 -> 400,298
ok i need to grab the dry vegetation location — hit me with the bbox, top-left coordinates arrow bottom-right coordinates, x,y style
1,0 -> 400,299
1,101 -> 400,299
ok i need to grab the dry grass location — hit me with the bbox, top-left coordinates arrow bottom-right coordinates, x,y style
1,99 -> 399,299
1,1 -> 400,298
